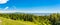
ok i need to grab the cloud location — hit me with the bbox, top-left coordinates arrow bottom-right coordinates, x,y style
0,0 -> 9,4
4,7 -> 9,10
3,6 -> 17,11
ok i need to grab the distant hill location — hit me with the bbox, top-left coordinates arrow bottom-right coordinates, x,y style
0,12 -> 51,16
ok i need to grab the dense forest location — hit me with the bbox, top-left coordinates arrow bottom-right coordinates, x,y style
0,13 -> 60,25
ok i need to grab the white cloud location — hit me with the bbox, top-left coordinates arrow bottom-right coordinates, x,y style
0,0 -> 9,4
4,7 -> 9,10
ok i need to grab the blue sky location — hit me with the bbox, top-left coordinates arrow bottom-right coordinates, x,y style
0,0 -> 60,13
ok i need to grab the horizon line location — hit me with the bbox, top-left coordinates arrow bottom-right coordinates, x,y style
0,11 -> 59,13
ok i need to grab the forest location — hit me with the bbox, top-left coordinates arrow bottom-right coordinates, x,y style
0,13 -> 60,25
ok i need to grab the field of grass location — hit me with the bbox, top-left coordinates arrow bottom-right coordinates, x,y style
0,13 -> 59,25
0,17 -> 37,25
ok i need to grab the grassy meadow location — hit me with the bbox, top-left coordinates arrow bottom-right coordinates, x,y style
0,13 -> 59,25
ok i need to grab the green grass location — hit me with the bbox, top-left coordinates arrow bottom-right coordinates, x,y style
0,17 -> 37,25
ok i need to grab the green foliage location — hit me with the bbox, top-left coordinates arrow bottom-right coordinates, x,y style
1,13 -> 60,25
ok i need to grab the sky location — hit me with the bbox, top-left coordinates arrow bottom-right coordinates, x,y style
0,0 -> 60,13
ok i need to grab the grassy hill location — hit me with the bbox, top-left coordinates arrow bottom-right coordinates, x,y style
0,13 -> 59,25
0,17 -> 37,25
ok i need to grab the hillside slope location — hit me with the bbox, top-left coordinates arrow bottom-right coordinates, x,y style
0,17 -> 37,25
